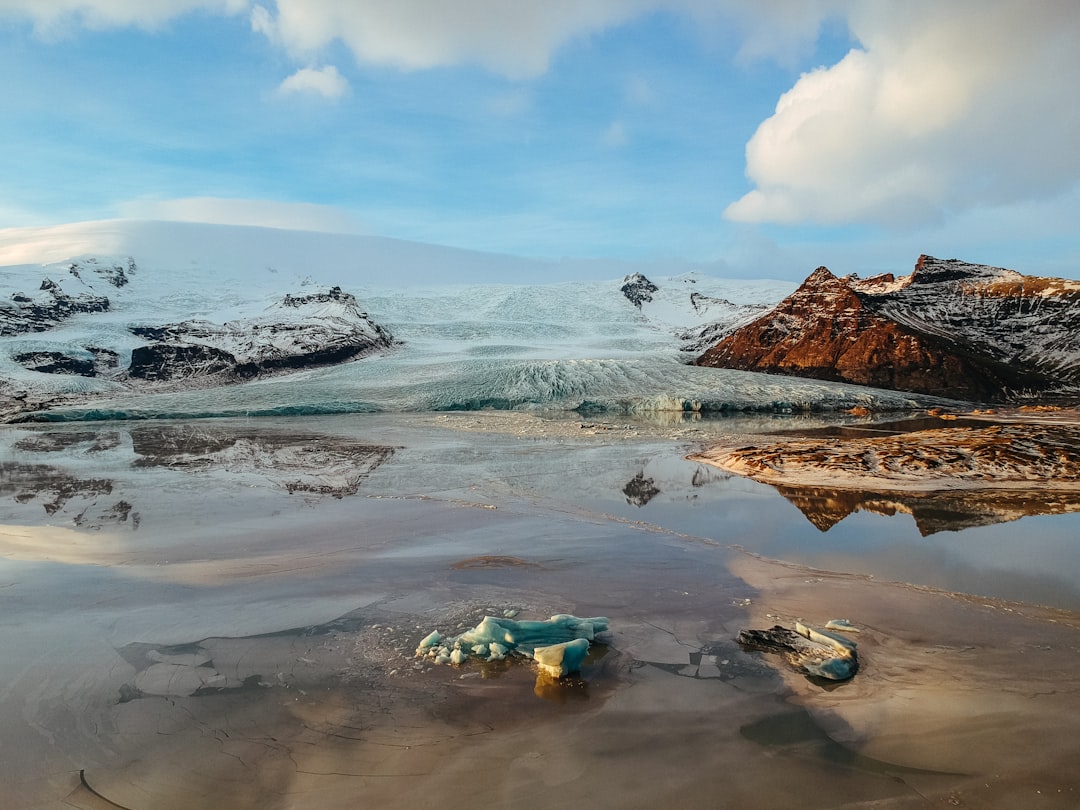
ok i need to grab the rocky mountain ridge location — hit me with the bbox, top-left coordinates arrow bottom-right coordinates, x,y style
126,286 -> 394,384
0,256 -> 396,417
695,256 -> 1080,402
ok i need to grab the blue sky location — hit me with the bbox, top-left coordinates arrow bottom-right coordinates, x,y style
2,1 -> 1079,281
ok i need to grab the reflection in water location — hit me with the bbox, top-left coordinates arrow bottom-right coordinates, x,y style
1,425 -> 400,533
773,483 -> 1080,536
622,471 -> 660,507
0,462 -> 136,529
130,424 -> 399,498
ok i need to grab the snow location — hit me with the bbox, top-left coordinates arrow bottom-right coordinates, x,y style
0,219 -> 962,421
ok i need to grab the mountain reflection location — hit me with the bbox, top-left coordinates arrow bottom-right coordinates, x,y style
130,424 -> 399,498
2,425 -> 400,532
772,483 -> 1080,536
623,471 -> 661,507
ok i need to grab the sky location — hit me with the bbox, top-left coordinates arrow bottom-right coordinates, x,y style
1,0 -> 1079,282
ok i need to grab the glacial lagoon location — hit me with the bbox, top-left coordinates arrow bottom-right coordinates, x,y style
3,412 -> 1080,808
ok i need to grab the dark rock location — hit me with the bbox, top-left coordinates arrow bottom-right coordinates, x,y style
125,286 -> 395,386
621,272 -> 659,308
622,472 -> 660,507
1,288 -> 111,336
13,351 -> 96,376
128,344 -> 237,382
88,347 -> 120,371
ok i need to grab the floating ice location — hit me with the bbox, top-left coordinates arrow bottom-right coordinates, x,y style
533,638 -> 591,678
738,620 -> 859,681
416,613 -> 608,678
824,618 -> 860,633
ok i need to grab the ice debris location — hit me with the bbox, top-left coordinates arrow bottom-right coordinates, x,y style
416,613 -> 608,678
737,619 -> 859,681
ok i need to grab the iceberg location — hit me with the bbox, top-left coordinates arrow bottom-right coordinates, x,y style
416,613 -> 608,677
533,638 -> 591,678
737,620 -> 859,681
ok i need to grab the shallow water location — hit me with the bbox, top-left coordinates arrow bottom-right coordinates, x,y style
2,413 -> 1080,808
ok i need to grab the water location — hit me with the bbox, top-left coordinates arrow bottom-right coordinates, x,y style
3,416 -> 1080,808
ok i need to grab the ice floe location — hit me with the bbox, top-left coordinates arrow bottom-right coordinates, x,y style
416,613 -> 609,678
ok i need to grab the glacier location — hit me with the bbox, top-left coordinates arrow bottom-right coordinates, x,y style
0,220 -> 952,422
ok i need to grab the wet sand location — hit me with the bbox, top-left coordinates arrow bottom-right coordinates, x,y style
3,413 -> 1080,808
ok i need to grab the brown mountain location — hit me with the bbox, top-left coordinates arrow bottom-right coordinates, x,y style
695,256 -> 1080,402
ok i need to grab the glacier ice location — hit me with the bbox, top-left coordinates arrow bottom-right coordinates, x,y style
737,620 -> 859,681
533,638 -> 591,678
416,613 -> 608,677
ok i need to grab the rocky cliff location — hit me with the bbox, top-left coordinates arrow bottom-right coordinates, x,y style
126,286 -> 395,384
695,256 -> 1080,401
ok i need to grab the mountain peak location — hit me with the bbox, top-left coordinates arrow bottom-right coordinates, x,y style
696,256 -> 1080,402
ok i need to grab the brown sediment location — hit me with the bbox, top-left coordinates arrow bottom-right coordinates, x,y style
729,550 -> 1080,805
451,555 -> 543,570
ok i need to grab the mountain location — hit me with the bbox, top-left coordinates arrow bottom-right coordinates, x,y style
695,256 -> 1080,402
0,250 -> 397,418
2,220 -> 960,422
618,270 -> 780,344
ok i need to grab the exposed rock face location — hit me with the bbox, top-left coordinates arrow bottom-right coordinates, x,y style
13,351 -> 96,377
1,280 -> 111,336
620,272 -> 658,308
127,286 -> 395,384
695,257 -> 1080,401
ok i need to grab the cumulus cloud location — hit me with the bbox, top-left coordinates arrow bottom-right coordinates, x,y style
277,65 -> 349,99
726,1 -> 1080,227
117,197 -> 365,233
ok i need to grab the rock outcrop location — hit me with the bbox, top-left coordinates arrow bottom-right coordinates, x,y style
127,286 -> 395,384
620,272 -> 658,308
1,279 -> 111,336
695,257 -> 1080,401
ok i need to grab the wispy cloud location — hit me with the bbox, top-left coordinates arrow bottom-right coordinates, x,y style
0,0 -> 249,34
277,65 -> 349,99
601,121 -> 628,147
117,197 -> 366,233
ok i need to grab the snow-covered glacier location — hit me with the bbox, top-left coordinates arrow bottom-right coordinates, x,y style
0,220 -> 946,422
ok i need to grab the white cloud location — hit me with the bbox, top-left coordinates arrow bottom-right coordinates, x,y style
726,1 -> 1080,228
0,0 -> 248,33
3,1 -> 831,79
277,64 -> 349,99
117,197 -> 366,233
252,1 -> 644,78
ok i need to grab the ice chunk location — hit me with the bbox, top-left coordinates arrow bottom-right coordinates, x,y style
416,613 -> 608,673
824,618 -> 860,633
416,630 -> 442,651
533,638 -> 590,678
738,621 -> 859,681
